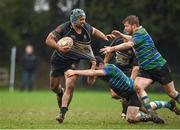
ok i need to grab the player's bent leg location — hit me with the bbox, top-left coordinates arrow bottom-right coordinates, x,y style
127,106 -> 164,123
134,77 -> 153,113
134,77 -> 164,123
150,100 -> 180,115
121,100 -> 128,119
50,76 -> 62,93
50,76 -> 64,108
168,100 -> 180,115
163,81 -> 180,104
63,75 -> 78,107
56,75 -> 78,123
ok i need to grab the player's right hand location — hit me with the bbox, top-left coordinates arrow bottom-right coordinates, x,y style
56,46 -> 71,54
65,69 -> 75,77
106,34 -> 116,39
111,30 -> 122,37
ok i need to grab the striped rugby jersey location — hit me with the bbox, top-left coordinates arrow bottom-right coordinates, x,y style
132,26 -> 166,70
102,64 -> 134,98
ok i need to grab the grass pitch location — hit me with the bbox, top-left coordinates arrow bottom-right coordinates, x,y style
0,89 -> 180,129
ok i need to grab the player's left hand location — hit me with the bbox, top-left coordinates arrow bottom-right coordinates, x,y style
57,45 -> 71,54
111,30 -> 122,37
65,69 -> 75,77
100,46 -> 113,55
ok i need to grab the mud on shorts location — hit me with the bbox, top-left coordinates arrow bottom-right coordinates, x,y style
138,63 -> 172,85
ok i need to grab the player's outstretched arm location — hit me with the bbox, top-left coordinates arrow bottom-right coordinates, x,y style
100,41 -> 134,55
112,30 -> 132,41
92,27 -> 109,41
87,60 -> 97,85
65,69 -> 106,78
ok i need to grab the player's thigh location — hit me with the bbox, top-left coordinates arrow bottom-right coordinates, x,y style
134,76 -> 153,90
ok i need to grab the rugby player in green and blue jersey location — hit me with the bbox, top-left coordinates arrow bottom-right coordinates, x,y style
65,56 -> 180,123
101,15 -> 180,124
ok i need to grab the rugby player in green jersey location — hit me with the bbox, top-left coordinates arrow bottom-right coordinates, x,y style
104,37 -> 139,120
101,15 -> 180,123
64,56 -> 179,123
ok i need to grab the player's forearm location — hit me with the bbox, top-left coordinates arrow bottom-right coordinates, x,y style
120,33 -> 132,41
93,28 -> 108,41
45,33 -> 59,49
111,41 -> 134,52
74,70 -> 96,77
90,60 -> 96,70
104,53 -> 113,64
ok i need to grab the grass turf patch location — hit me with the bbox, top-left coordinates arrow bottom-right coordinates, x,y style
0,90 -> 179,129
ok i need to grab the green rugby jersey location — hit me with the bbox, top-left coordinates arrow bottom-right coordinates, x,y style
102,64 -> 134,98
132,26 -> 166,70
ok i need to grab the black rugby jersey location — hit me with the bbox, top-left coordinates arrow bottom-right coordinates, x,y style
52,21 -> 95,61
110,38 -> 138,74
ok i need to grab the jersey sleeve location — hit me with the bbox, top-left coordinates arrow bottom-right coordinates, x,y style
132,32 -> 143,45
102,64 -> 116,76
52,22 -> 70,40
51,25 -> 63,40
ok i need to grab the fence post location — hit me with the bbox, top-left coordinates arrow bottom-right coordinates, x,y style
9,46 -> 16,92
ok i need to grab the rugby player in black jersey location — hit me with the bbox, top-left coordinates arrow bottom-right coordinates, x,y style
45,8 -> 109,123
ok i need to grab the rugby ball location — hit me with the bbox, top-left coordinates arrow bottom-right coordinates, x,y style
57,37 -> 73,48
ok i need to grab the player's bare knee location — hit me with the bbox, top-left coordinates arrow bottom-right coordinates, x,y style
126,106 -> 139,123
134,85 -> 142,94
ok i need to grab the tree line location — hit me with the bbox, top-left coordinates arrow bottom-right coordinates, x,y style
0,0 -> 180,71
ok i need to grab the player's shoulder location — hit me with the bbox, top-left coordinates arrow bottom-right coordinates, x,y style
103,64 -> 120,75
83,22 -> 92,27
134,26 -> 147,35
55,21 -> 71,33
83,22 -> 93,32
